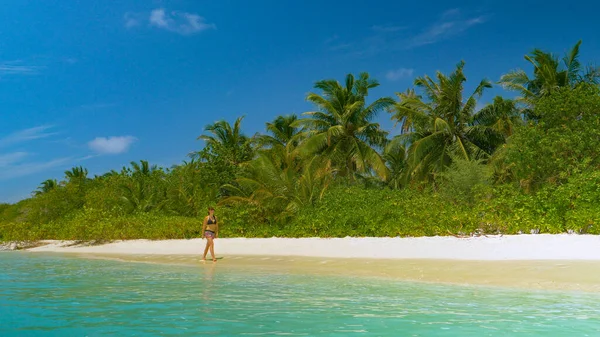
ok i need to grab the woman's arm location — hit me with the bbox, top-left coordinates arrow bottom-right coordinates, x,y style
216,222 -> 219,238
201,216 -> 207,238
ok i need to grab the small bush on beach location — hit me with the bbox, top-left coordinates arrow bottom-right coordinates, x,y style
439,158 -> 492,204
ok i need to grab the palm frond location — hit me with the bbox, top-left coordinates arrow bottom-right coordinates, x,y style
563,40 -> 582,84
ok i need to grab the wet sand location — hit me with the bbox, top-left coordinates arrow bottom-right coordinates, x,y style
68,253 -> 600,293
25,236 -> 600,292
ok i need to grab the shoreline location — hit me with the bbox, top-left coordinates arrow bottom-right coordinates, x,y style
22,234 -> 600,260
76,254 -> 600,293
9,234 -> 600,292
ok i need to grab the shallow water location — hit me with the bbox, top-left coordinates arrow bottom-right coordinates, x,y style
1,252 -> 600,336
85,253 -> 600,292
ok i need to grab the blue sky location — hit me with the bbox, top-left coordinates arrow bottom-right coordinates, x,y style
1,0 -> 599,202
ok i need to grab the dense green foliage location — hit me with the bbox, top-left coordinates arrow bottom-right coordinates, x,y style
2,41 -> 600,241
498,85 -> 600,189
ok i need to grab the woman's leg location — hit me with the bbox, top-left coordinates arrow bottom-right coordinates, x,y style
202,236 -> 210,260
208,237 -> 216,262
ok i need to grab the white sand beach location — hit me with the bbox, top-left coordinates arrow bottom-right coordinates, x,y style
26,234 -> 600,260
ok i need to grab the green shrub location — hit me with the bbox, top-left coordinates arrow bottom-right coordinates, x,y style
289,186 -> 478,237
500,84 -> 600,190
439,159 -> 492,204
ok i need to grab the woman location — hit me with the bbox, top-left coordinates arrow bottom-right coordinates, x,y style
201,207 -> 219,262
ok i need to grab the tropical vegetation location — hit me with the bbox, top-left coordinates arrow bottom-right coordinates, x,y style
2,41 -> 600,242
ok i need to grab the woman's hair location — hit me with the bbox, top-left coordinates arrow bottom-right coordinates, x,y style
207,206 -> 215,214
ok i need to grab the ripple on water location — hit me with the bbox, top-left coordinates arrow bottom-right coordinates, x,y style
1,253 -> 600,336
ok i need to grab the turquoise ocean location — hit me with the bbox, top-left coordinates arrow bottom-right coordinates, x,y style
1,252 -> 599,336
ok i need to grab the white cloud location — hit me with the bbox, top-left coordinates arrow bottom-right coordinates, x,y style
88,136 -> 137,155
467,17 -> 486,25
124,12 -> 141,28
0,152 -> 28,167
409,10 -> 487,47
386,68 -> 414,81
145,8 -> 215,35
0,156 -> 74,180
0,61 -> 41,76
182,12 -> 215,33
0,126 -> 94,184
325,8 -> 487,58
0,64 -> 39,75
149,9 -> 169,28
441,8 -> 461,19
0,125 -> 57,148
323,35 -> 354,52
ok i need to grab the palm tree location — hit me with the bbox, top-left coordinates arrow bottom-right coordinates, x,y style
383,141 -> 408,189
220,151 -> 333,223
389,88 -> 425,134
470,96 -> 523,154
64,166 -> 88,183
254,114 -> 303,149
499,40 -> 600,108
473,97 -> 521,138
252,114 -> 307,174
34,179 -> 58,195
166,159 -> 218,216
390,61 -> 492,182
294,72 -> 394,181
119,161 -> 167,213
130,160 -> 157,176
93,170 -> 119,180
196,116 -> 253,166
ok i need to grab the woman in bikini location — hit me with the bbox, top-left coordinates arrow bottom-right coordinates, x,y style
202,207 -> 219,262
